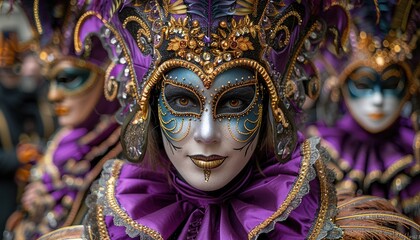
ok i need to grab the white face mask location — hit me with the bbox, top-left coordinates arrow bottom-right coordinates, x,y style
159,67 -> 263,191
342,65 -> 408,133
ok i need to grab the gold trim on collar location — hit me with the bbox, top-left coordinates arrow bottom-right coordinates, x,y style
307,159 -> 331,239
105,160 -> 164,240
97,205 -> 111,240
248,139 -> 312,239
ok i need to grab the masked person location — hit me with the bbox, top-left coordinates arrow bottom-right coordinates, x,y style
0,2 -> 56,235
41,0 -> 420,239
307,0 -> 420,221
4,1 -> 122,239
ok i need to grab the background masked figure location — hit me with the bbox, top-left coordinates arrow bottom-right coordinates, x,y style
307,0 -> 420,220
5,1 -> 122,239
0,2 -> 56,236
41,0 -> 419,239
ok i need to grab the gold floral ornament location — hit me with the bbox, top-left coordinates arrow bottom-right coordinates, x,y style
163,15 -> 260,88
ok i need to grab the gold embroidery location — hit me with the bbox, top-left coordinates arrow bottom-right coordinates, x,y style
163,0 -> 187,15
336,180 -> 357,193
348,170 -> 365,183
248,140 -> 312,239
401,192 -> 420,210
106,160 -> 164,239
363,170 -> 381,190
381,155 -> 413,182
97,206 -> 111,240
307,158 -> 330,239
390,173 -> 410,194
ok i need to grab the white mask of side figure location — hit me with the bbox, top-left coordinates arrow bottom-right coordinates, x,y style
342,65 -> 409,133
47,60 -> 104,128
158,67 -> 263,191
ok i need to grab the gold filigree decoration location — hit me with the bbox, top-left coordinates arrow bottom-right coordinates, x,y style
283,21 -> 319,98
163,16 -> 260,76
106,160 -> 164,239
307,160 -> 331,239
122,16 -> 152,52
270,11 -> 302,48
158,104 -> 192,142
104,61 -> 118,101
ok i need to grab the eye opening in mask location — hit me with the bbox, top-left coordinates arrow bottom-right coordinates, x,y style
213,81 -> 258,119
47,58 -> 102,96
161,80 -> 204,117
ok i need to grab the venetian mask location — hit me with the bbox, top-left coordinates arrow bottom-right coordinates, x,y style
47,58 -> 104,128
342,64 -> 409,133
159,67 -> 262,191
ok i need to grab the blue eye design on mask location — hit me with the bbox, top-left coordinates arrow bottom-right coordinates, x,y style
346,65 -> 407,99
54,67 -> 91,91
158,67 -> 263,143
48,59 -> 101,96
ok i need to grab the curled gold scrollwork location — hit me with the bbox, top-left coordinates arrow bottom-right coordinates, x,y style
122,16 -> 152,53
104,62 -> 118,101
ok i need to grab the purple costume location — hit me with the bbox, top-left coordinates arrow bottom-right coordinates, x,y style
9,1 -> 122,239
308,0 -> 420,219
310,113 -> 419,217
71,0 -> 349,238
85,137 -> 338,239
38,0 -> 420,239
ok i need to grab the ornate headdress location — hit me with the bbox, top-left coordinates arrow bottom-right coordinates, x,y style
316,0 -> 420,123
26,0 -> 120,125
75,0 -> 349,162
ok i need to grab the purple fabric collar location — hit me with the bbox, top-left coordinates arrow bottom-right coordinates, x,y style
90,138 -> 339,239
314,113 -> 415,178
312,113 -> 419,216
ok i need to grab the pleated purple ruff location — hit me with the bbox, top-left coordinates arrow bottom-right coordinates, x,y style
101,140 -> 325,239
313,113 -> 420,215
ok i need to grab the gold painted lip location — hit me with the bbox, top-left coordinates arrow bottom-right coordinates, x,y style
55,105 -> 69,116
189,155 -> 226,170
368,112 -> 385,120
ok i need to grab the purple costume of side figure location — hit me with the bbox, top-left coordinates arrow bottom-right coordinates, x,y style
5,1 -> 123,239
307,0 -> 420,220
